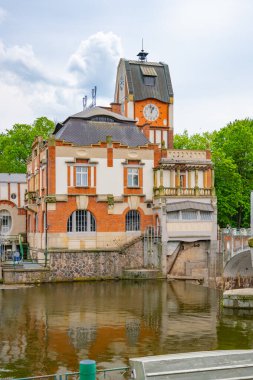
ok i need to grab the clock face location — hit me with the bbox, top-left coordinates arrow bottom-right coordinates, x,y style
143,103 -> 159,121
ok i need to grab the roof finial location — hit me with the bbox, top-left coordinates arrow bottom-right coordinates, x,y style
137,38 -> 148,62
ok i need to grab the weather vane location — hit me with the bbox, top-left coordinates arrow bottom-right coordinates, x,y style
137,38 -> 148,62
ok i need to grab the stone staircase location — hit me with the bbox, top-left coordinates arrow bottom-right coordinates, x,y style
120,234 -> 163,280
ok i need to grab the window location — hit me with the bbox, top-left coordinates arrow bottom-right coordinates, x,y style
156,130 -> 161,147
43,212 -> 46,232
200,211 -> 212,221
180,173 -> 186,188
181,210 -> 198,220
91,116 -> 116,122
67,210 -> 96,232
27,215 -> 30,233
0,209 -> 12,234
127,168 -> 139,187
162,131 -> 168,148
126,210 -> 140,231
143,76 -> 156,86
149,130 -> 155,143
167,209 -> 213,221
35,213 -> 38,232
167,211 -> 180,221
76,167 -> 88,187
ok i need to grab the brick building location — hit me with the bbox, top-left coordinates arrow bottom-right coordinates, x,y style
26,106 -> 159,260
0,173 -> 27,259
25,51 -> 217,279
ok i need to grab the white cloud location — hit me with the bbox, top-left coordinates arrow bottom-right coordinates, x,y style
0,41 -> 66,85
68,31 -> 123,95
0,32 -> 123,130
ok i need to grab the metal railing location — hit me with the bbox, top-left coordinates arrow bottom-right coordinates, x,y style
153,187 -> 215,197
12,366 -> 130,380
221,228 -> 251,267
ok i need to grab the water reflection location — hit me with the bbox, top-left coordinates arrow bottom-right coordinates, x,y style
0,280 -> 252,378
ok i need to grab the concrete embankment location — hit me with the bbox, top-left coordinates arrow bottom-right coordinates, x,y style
216,276 -> 253,290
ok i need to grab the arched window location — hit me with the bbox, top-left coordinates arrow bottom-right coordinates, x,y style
126,210 -> 140,231
0,209 -> 12,234
67,210 -> 96,232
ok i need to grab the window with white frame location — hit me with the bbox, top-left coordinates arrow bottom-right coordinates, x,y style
127,168 -> 139,187
0,209 -> 12,234
126,210 -> 140,231
200,211 -> 212,221
76,166 -> 88,187
167,209 -> 213,221
162,130 -> 168,148
67,210 -> 96,232
167,211 -> 180,220
181,210 -> 198,220
35,213 -> 39,232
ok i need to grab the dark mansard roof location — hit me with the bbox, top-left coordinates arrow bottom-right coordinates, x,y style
117,59 -> 174,103
53,106 -> 150,147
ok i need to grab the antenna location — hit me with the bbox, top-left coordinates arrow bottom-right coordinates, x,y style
137,39 -> 148,62
83,95 -> 88,110
87,86 -> 97,108
91,86 -> 97,107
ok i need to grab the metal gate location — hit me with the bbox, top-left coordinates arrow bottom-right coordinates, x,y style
143,226 -> 162,269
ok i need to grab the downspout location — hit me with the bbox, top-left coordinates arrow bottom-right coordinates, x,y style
45,147 -> 48,267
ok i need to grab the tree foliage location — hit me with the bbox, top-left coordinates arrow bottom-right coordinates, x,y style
173,130 -> 216,150
174,119 -> 253,228
0,117 -> 54,173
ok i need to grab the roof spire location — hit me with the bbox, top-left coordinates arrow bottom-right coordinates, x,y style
137,38 -> 148,62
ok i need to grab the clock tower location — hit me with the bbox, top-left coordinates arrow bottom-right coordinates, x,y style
114,50 -> 174,148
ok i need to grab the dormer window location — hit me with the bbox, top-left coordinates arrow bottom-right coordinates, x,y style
141,65 -> 157,87
143,76 -> 156,86
90,116 -> 116,122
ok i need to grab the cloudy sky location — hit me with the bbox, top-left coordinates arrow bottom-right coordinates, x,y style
0,0 -> 252,134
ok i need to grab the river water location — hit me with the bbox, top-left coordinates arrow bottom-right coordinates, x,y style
1,280 -> 253,379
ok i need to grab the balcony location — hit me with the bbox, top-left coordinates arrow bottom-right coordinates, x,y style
154,187 -> 215,197
24,191 -> 38,204
165,149 -> 208,162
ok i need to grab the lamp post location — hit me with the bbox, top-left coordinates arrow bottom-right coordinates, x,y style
0,217 -> 2,280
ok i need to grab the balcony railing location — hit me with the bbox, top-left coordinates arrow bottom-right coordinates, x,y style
154,187 -> 215,197
25,191 -> 38,203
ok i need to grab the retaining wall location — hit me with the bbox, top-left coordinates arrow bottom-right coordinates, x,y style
216,276 -> 253,290
3,239 -> 144,284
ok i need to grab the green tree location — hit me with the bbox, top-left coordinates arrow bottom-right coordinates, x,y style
174,119 -> 253,227
174,129 -> 216,150
0,117 -> 54,173
212,150 -> 243,227
213,118 -> 253,227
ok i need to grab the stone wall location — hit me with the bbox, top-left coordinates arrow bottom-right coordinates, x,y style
49,239 -> 143,281
167,241 -> 209,279
216,276 -> 253,290
3,267 -> 52,284
3,238 -> 144,284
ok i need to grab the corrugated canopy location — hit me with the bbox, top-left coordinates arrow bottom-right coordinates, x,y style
167,201 -> 214,212
140,66 -> 157,77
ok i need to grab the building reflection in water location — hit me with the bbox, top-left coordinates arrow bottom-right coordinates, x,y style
68,326 -> 97,349
125,319 -> 141,346
0,280 -> 235,379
